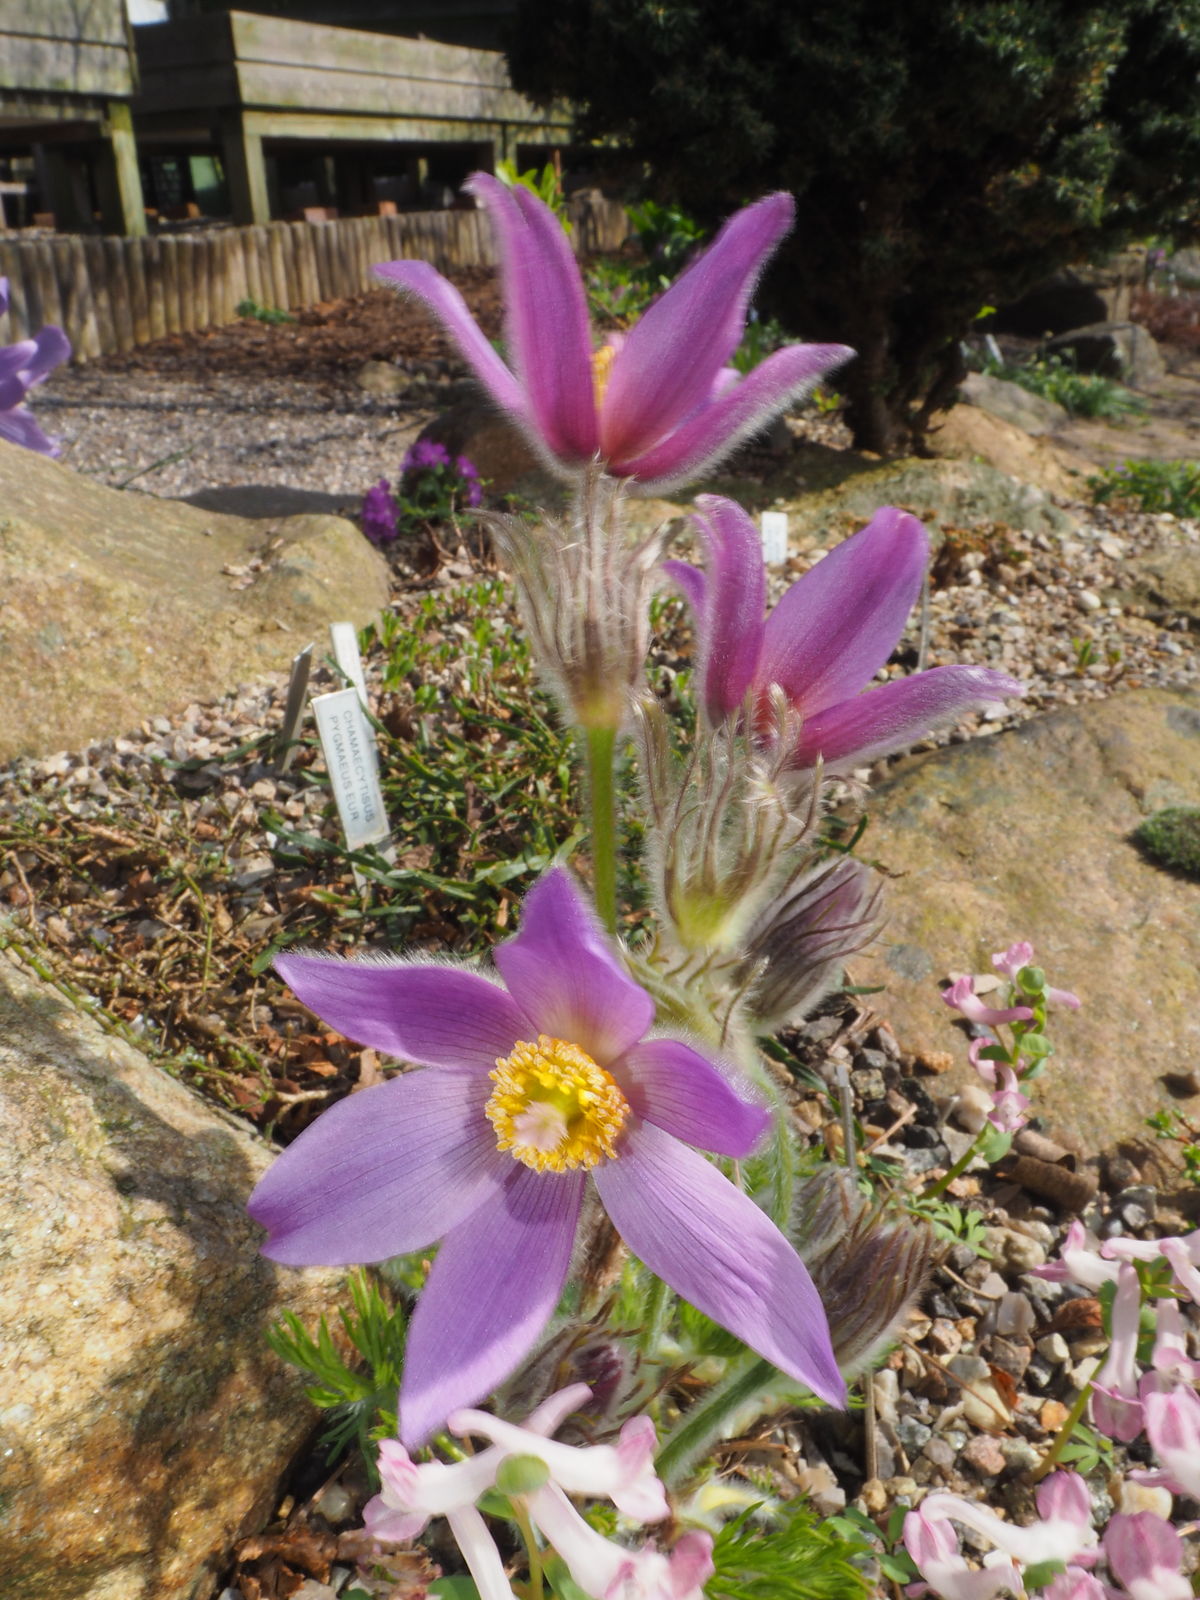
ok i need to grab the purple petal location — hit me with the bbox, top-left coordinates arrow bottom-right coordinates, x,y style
400,1165 -> 585,1446
466,174 -> 598,463
792,665 -> 1025,772
23,324 -> 71,386
601,193 -> 793,464
0,405 -> 60,456
494,868 -> 653,1063
661,558 -> 706,615
759,508 -> 929,713
687,495 -> 767,722
618,1038 -> 769,1158
0,341 -> 39,382
614,341 -> 853,492
274,954 -> 526,1072
248,1069 -> 507,1265
594,1122 -> 845,1406
374,258 -> 529,425
0,276 -> 7,317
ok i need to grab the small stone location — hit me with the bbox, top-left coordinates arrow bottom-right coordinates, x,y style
850,1066 -> 887,1101
883,1476 -> 919,1504
872,1368 -> 900,1428
897,1417 -> 933,1453
961,1434 -> 1007,1477
928,1319 -> 963,1358
1036,1333 -> 1070,1364
961,1378 -> 1014,1432
1040,1399 -> 1070,1431
988,1336 -> 1032,1382
794,1461 -> 846,1515
976,1271 -> 1009,1300
922,1436 -> 956,1472
999,1438 -> 1041,1474
1075,589 -> 1103,612
1115,1480 -> 1174,1519
1116,1184 -> 1158,1230
860,1478 -> 888,1515
996,1292 -> 1037,1339
985,1227 -> 1047,1272
1024,1357 -> 1054,1390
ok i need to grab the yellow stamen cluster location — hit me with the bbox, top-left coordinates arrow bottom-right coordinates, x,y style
591,343 -> 618,410
486,1035 -> 630,1173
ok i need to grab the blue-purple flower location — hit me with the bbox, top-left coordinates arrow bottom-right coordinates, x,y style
667,497 -> 1024,771
249,867 -> 844,1444
375,178 -> 851,493
361,478 -> 400,545
0,278 -> 70,456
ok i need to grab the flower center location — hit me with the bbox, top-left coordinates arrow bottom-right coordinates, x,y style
486,1035 -> 630,1173
591,343 -> 618,410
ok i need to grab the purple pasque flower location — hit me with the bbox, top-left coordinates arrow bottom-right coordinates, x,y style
361,478 -> 400,545
666,497 -> 1023,772
249,867 -> 844,1445
375,179 -> 851,493
0,278 -> 71,456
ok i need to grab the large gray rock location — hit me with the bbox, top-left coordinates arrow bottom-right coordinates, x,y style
851,690 -> 1200,1152
0,946 -> 345,1600
1121,530 -> 1200,629
773,455 -> 1076,549
1044,321 -> 1167,389
960,372 -> 1069,436
0,439 -> 390,762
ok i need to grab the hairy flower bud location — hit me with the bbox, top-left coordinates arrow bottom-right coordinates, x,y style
792,1168 -> 934,1377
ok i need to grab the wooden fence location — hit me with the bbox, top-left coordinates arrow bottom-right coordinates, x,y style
0,198 -> 626,360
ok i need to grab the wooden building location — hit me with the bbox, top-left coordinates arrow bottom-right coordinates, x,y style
0,0 -> 148,234
131,10 -> 570,227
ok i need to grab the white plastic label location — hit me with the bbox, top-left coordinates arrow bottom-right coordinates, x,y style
760,510 -> 789,565
329,620 -> 368,705
312,688 -> 391,852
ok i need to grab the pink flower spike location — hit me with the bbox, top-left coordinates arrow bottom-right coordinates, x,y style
1103,1512 -> 1192,1600
1090,1264 -> 1145,1444
448,1404 -> 668,1523
941,976 -> 1034,1028
915,1482 -> 1097,1571
526,1483 -> 713,1600
375,182 -> 849,492
1029,1220 -> 1120,1291
986,1067 -> 1030,1134
1148,1297 -> 1200,1385
1139,1382 -> 1200,1499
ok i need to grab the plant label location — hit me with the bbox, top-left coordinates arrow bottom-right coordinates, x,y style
330,621 -> 368,705
312,687 -> 393,858
760,510 -> 789,565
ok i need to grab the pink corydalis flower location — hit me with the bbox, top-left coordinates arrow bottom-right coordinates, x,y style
667,498 -> 1023,772
0,277 -> 71,456
375,179 -> 851,493
249,867 -> 844,1444
1029,1219 -> 1121,1292
905,1473 -> 1098,1599
1103,1512 -> 1192,1600
986,1066 -> 1030,1134
526,1484 -> 714,1600
942,975 -> 1033,1029
1101,1228 -> 1200,1304
1137,1381 -> 1200,1499
1090,1264 -> 1144,1443
992,941 -> 1080,1009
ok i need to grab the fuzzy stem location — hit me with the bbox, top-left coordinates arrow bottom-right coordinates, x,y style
922,1128 -> 986,1200
585,723 -> 618,934
639,1274 -> 673,1360
654,1354 -> 779,1486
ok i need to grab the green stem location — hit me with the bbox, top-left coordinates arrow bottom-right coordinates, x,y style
584,723 -> 618,934
513,1500 -> 544,1600
640,1275 -> 673,1359
922,1128 -> 986,1200
654,1354 -> 777,1486
1030,1379 -> 1093,1482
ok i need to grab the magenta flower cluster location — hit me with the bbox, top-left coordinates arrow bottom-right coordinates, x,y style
0,277 -> 70,456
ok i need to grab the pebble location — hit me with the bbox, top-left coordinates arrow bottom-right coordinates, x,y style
999,1438 -> 1041,1474
1075,589 -> 1103,612
1039,1400 -> 1070,1431
897,1417 -> 933,1453
1035,1333 -> 1070,1364
961,1434 -> 1007,1477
